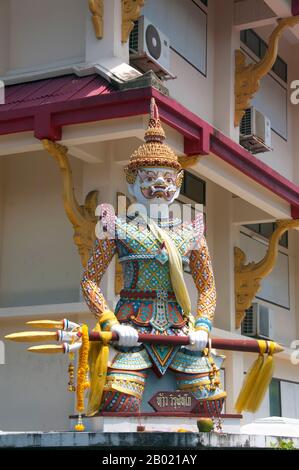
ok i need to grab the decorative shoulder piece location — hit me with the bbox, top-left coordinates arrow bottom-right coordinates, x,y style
95,203 -> 116,240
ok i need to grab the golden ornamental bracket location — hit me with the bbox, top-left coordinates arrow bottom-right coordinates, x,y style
235,15 -> 299,127
235,219 -> 299,328
122,0 -> 145,43
42,139 -> 99,268
89,0 -> 103,39
178,155 -> 202,169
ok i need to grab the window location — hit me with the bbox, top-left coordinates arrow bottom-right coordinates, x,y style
280,381 -> 299,418
180,171 -> 206,205
241,29 -> 287,83
241,29 -> 288,140
273,56 -> 288,83
143,0 -> 208,75
240,230 -> 290,309
241,29 -> 260,58
177,172 -> 206,275
269,379 -> 299,419
269,378 -> 282,417
245,223 -> 288,248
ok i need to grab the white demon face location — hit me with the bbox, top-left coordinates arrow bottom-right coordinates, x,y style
128,167 -> 182,209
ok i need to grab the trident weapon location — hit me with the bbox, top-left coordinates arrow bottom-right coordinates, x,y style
5,318 -> 284,355
5,319 -> 284,425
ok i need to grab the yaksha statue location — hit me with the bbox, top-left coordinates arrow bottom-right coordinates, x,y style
81,99 -> 226,416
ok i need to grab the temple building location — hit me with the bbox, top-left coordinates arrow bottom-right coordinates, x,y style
0,0 -> 299,437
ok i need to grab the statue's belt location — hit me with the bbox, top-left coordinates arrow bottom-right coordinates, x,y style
120,289 -> 176,301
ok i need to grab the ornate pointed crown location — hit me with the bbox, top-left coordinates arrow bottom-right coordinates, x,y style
124,98 -> 181,184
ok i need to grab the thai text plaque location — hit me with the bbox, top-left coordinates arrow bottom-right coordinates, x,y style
148,391 -> 197,412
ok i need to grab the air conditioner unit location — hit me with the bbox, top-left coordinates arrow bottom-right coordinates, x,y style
129,16 -> 174,79
240,107 -> 272,154
242,302 -> 273,339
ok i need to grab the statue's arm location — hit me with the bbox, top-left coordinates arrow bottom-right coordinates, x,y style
81,212 -> 119,331
189,236 -> 216,334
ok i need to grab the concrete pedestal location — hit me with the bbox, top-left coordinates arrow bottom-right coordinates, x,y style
70,412 -> 241,434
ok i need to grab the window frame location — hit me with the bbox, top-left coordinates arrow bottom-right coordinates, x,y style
269,378 -> 299,418
177,171 -> 206,275
140,0 -> 208,77
244,223 -> 288,249
240,226 -> 290,310
240,45 -> 288,141
240,29 -> 288,84
180,170 -> 206,206
240,29 -> 288,141
170,0 -> 208,77
269,377 -> 282,417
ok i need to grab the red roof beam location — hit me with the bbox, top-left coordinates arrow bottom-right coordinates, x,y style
1,79 -> 299,216
151,89 -> 212,155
